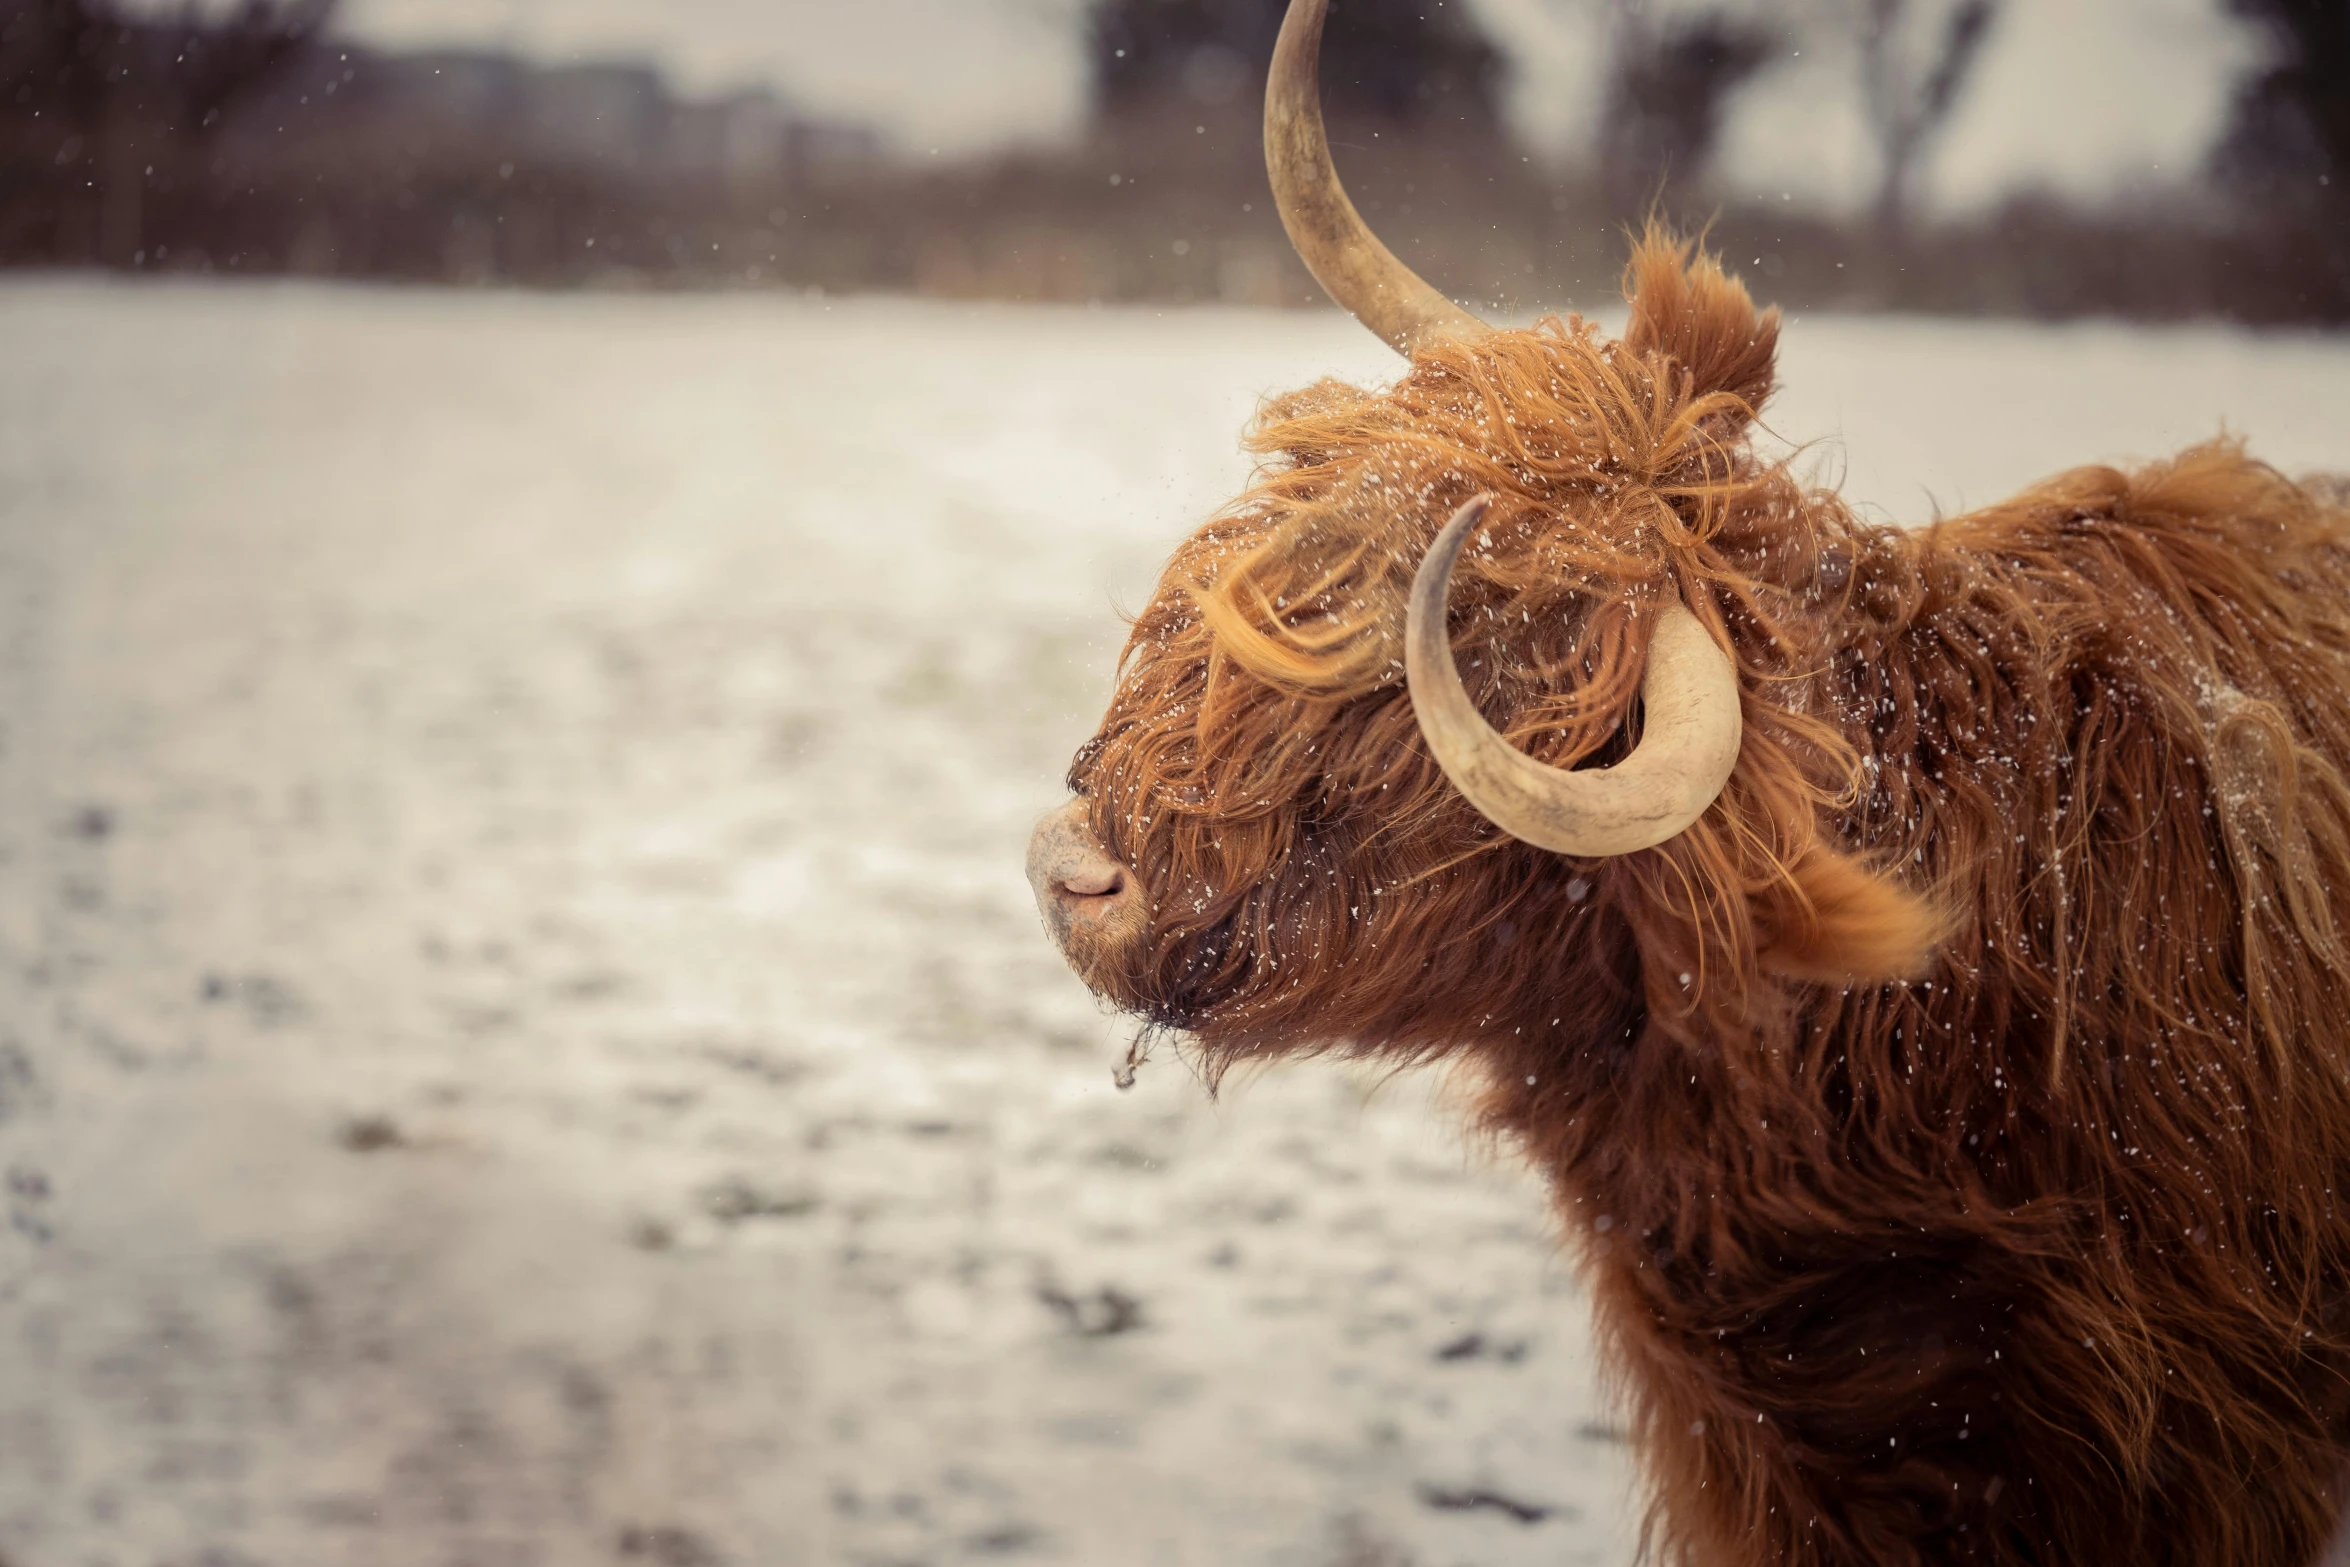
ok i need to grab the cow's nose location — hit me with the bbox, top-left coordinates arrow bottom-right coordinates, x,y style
1027,799 -> 1145,951
1054,858 -> 1126,898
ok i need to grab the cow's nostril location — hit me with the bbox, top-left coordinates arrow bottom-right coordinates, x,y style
1059,865 -> 1125,899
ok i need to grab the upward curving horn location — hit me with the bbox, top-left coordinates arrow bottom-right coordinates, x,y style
1405,497 -> 1745,857
1265,0 -> 1491,357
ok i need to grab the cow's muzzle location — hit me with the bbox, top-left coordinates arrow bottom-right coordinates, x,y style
1027,799 -> 1149,974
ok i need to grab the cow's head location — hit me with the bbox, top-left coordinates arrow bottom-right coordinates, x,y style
1031,0 -> 1939,1078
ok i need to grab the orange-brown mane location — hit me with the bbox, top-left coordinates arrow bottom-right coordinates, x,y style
1067,230 -> 2350,1564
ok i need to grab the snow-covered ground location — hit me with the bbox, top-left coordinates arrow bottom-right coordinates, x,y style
0,280 -> 2341,1567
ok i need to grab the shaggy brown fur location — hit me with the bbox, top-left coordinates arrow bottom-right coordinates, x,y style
1058,230 -> 2350,1566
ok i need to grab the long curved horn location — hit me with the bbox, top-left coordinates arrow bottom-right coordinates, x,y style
1265,0 -> 1491,356
1405,496 -> 1744,856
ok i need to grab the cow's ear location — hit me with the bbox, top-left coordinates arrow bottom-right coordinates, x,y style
1621,227 -> 1779,422
1754,845 -> 1943,984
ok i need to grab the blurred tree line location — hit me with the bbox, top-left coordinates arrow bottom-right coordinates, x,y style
0,0 -> 2344,321
1,0 -> 331,264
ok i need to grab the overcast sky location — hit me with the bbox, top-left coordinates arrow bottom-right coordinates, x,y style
335,0 -> 2267,217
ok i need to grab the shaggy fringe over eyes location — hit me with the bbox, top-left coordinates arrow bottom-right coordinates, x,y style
1071,228 -> 1936,1064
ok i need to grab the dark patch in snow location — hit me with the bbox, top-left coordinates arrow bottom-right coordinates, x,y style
617,1523 -> 726,1565
0,1042 -> 37,1124
698,1176 -> 818,1223
697,1044 -> 807,1086
1035,1279 -> 1145,1338
200,972 -> 307,1028
1414,1483 -> 1559,1525
1433,1330 -> 1528,1364
335,1114 -> 405,1153
965,1522 -> 1046,1554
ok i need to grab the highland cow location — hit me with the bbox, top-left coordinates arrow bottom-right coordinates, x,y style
1026,3 -> 2350,1562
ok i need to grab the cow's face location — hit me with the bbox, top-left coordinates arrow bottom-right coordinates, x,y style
1031,0 -> 1934,1072
1028,244 -> 1940,1072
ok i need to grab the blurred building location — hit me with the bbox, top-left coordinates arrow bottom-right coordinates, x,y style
0,3 -> 881,281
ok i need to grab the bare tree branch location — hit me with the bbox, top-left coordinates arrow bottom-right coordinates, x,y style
1602,5 -> 1778,219
1529,1 -> 1782,220
1858,0 -> 1997,239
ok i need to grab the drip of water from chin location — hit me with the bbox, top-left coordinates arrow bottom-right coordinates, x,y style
1113,1030 -> 1152,1091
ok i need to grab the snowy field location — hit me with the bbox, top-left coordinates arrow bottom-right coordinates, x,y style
0,279 -> 2343,1567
